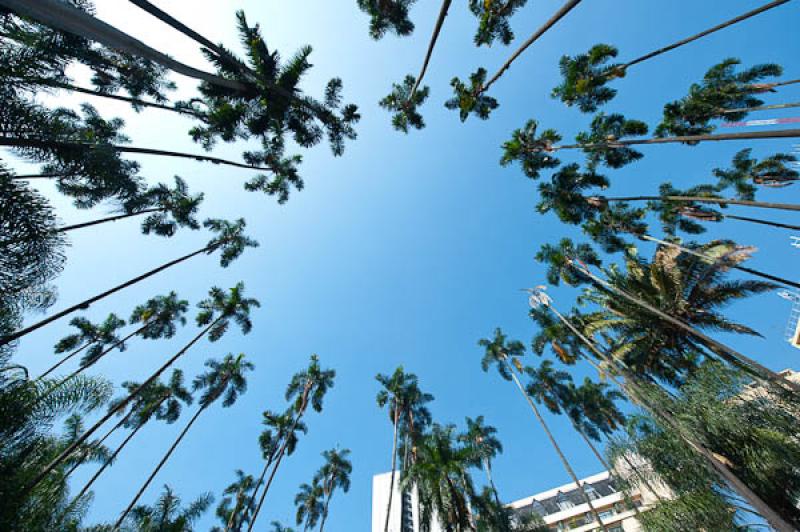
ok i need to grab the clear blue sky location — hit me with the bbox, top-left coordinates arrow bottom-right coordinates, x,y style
8,0 -> 800,529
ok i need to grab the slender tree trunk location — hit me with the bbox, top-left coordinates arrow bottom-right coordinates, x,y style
1,138 -> 273,172
224,485 -> 247,532
552,128 -> 800,151
635,232 -> 800,291
504,360 -> 608,531
24,317 -> 220,494
722,213 -> 800,231
719,101 -> 800,115
569,261 -> 800,396
0,244 -> 213,348
384,399 -> 400,532
319,486 -> 333,532
483,0 -> 582,92
619,0 -> 789,71
235,456 -> 274,532
444,475 -> 474,531
37,341 -> 93,381
483,458 -> 502,507
56,208 -> 163,234
113,404 -> 207,529
9,173 -> 63,179
67,396 -> 167,509
62,405 -> 135,482
544,302 -> 793,529
597,194 -> 800,212
247,390 -> 310,532
37,323 -> 148,408
410,0 -> 452,98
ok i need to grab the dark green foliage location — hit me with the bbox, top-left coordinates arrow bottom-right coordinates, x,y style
478,328 -> 526,380
524,359 -> 572,414
195,283 -> 260,342
356,0 -> 417,39
129,292 -> 190,340
211,470 -> 259,532
203,218 -> 259,267
713,148 -> 799,200
122,485 -> 213,531
0,165 -> 64,311
193,12 -> 360,157
537,163 -> 607,224
286,354 -> 336,413
469,0 -> 528,47
534,238 -> 601,286
193,353 -> 254,408
294,481 -> 324,529
575,113 -> 648,170
128,177 -> 204,237
472,487 -> 548,531
655,58 -> 783,139
445,68 -> 499,122
649,182 -> 721,236
53,313 -> 127,367
242,136 -> 304,204
500,120 -> 562,180
260,409 -> 307,462
581,202 -> 647,253
551,44 -> 621,112
109,370 -> 193,429
380,75 -> 430,133
581,243 -> 776,385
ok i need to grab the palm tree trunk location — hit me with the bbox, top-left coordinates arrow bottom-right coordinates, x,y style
0,0 -> 246,91
544,301 -> 792,530
553,128 -> 800,151
504,359 -> 609,531
483,458 -> 502,507
62,405 -> 135,481
37,323 -> 149,407
719,101 -> 800,115
224,485 -> 247,532
319,487 -> 333,532
569,261 -> 800,397
113,404 -> 207,529
56,208 -> 164,234
635,232 -> 800,291
619,0 -> 789,71
410,0 -> 452,98
37,341 -> 93,381
722,213 -> 800,231
235,456 -> 274,532
67,396 -> 167,509
483,0 -> 582,93
9,173 -> 63,179
0,244 -> 213,348
247,391 -> 310,532
596,194 -> 800,212
384,399 -> 401,532
24,317 -> 221,495
1,138 -> 273,172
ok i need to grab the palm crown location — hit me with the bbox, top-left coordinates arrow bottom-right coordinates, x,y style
129,291 -> 190,341
193,353 -> 254,408
478,327 -> 526,380
195,282 -> 260,342
286,355 -> 336,414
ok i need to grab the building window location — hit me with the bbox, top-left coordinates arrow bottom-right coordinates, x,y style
556,492 -> 574,511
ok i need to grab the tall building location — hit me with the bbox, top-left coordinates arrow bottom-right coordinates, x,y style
372,461 -> 668,532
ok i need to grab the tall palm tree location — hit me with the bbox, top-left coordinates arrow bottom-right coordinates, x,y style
469,0 -> 528,47
376,366 -> 434,532
552,1 -> 790,111
380,0 -> 451,132
114,353 -> 254,528
401,423 -> 477,531
240,409 -> 307,532
213,470 -> 260,532
588,192 -> 800,213
120,484 -> 213,531
447,0 -> 582,121
294,482 -> 324,531
40,313 -> 126,380
0,218 -> 257,347
479,328 -> 608,531
458,416 -> 503,506
248,355 -> 336,532
67,369 -> 193,510
713,148 -> 799,200
313,447 -> 352,531
357,0 -> 417,39
25,283 -> 258,493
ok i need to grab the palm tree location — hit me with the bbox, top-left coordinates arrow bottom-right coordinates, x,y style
25,283 -> 258,493
376,366 -> 434,532
67,369 -> 193,510
500,120 -> 562,180
478,328 -> 608,531
380,0 -> 451,132
357,0 -> 417,39
213,470 -> 260,532
713,148 -> 799,200
574,113 -> 649,170
401,423 -> 477,531
313,447 -> 352,531
552,1 -> 790,111
240,409 -> 307,532
570,246 -> 799,394
268,523 -> 296,532
447,0 -> 582,121
588,191 -> 800,213
114,353 -> 254,528
469,0 -> 528,47
40,313 -> 126,380
458,416 -> 502,506
294,482 -> 324,531
248,355 -> 336,532
120,484 -> 213,531
0,218 -> 257,347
